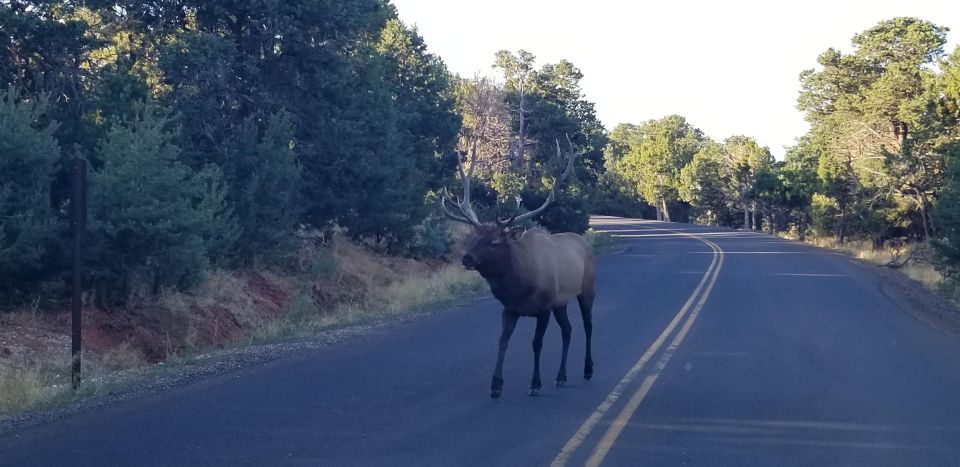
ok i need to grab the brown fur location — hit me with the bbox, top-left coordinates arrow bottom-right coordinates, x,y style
442,138 -> 592,397
464,227 -> 595,315
462,225 -> 596,397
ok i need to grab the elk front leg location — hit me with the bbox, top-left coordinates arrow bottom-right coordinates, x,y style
552,305 -> 571,387
491,310 -> 519,398
529,311 -> 550,396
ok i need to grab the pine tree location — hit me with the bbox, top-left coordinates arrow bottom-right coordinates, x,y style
0,88 -> 61,302
223,112 -> 300,263
86,105 -> 231,303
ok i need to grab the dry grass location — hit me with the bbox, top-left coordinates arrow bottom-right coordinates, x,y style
252,262 -> 486,342
0,347 -> 149,418
0,367 -> 44,418
100,341 -> 147,369
249,229 -> 488,343
376,263 -> 487,313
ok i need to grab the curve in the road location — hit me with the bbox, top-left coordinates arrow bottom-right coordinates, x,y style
553,224 -> 726,466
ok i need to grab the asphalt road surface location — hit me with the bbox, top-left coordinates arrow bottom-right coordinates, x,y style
4,217 -> 960,466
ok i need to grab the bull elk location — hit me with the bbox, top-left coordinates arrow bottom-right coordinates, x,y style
442,139 -> 596,398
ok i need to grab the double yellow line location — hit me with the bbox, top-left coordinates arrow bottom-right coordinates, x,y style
551,227 -> 725,467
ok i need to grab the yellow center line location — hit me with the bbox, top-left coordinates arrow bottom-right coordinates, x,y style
585,238 -> 724,467
551,227 -> 723,467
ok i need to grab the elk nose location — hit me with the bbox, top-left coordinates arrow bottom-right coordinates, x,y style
461,254 -> 476,270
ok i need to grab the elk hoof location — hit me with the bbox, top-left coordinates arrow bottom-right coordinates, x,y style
528,388 -> 540,396
490,376 -> 504,398
555,379 -> 566,388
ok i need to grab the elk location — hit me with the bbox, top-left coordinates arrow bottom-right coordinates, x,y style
442,139 -> 596,398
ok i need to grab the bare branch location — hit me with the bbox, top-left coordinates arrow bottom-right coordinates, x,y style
510,136 -> 580,226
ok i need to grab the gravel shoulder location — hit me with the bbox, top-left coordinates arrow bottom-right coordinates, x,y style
870,262 -> 960,337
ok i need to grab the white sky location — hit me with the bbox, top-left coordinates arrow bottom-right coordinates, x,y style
390,0 -> 960,158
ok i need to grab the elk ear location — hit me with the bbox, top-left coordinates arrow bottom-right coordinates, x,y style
509,228 -> 525,240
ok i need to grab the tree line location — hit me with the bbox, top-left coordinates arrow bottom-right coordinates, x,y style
0,1 -> 619,307
3,5 -> 959,308
605,17 -> 960,280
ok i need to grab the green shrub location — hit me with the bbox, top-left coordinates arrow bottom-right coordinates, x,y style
406,213 -> 454,259
86,105 -> 232,303
0,88 -> 61,302
533,182 -> 591,234
811,193 -> 840,237
934,143 -> 960,277
222,113 -> 301,263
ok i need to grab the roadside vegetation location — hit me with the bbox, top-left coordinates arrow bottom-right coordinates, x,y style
602,18 -> 960,301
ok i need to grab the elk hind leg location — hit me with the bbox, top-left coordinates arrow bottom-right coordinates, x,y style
578,293 -> 594,380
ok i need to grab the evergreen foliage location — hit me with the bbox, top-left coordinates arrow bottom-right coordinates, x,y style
85,105 -> 230,303
0,88 -> 61,302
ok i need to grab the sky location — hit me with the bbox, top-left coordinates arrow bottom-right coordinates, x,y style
390,0 -> 960,158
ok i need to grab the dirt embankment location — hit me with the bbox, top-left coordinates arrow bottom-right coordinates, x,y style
0,232 -> 474,375
1,270 -> 291,370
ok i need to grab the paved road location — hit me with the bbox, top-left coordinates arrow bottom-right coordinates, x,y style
4,217 -> 960,466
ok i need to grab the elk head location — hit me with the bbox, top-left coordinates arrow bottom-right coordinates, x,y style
459,225 -> 514,273
441,137 -> 580,274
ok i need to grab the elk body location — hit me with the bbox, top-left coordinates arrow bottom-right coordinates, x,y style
443,140 -> 596,398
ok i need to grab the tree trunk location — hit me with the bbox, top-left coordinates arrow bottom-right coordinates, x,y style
661,198 -> 671,223
917,191 -> 930,240
798,212 -> 808,241
743,202 -> 749,230
838,211 -> 846,244
751,203 -> 758,231
518,82 -> 527,171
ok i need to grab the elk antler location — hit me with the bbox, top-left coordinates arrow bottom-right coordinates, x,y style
495,197 -> 521,229
507,134 -> 580,226
441,150 -> 483,227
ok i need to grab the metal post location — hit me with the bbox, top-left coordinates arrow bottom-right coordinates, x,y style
71,159 -> 87,390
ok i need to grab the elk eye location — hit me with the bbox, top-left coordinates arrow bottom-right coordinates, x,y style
490,239 -> 502,245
